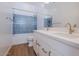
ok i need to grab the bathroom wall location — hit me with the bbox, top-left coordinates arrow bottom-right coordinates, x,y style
37,3 -> 49,29
0,2 -> 14,55
49,2 -> 79,27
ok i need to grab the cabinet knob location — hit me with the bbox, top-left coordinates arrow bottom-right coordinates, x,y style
36,43 -> 40,46
49,51 -> 51,56
42,48 -> 47,53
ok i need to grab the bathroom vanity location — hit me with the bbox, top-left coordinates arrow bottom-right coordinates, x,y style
33,28 -> 79,56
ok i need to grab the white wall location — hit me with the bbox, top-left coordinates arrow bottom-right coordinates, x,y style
48,2 -> 79,27
13,3 -> 38,16
0,2 -> 13,55
37,3 -> 51,29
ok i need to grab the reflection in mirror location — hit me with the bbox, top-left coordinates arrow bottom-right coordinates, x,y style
44,16 -> 52,27
44,16 -> 52,30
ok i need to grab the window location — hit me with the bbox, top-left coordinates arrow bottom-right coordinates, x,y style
13,14 -> 37,34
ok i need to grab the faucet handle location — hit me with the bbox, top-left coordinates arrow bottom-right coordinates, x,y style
73,24 -> 77,27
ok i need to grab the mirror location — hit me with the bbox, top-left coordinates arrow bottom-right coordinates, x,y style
44,16 -> 52,27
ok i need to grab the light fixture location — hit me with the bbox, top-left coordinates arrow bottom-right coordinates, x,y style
44,2 -> 49,4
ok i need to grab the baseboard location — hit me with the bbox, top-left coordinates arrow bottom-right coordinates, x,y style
13,41 -> 28,46
4,46 -> 12,56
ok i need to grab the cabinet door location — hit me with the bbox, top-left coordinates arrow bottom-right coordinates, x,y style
50,49 -> 63,56
36,33 -> 64,56
38,47 -> 50,56
37,39 -> 51,56
33,33 -> 63,56
33,40 -> 39,55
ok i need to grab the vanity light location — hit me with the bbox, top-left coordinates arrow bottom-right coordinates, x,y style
44,2 -> 49,4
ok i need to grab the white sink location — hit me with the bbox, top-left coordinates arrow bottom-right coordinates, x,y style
54,33 -> 79,39
38,27 -> 79,39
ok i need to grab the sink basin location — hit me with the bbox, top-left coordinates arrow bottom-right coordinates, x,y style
40,27 -> 79,39
54,33 -> 79,39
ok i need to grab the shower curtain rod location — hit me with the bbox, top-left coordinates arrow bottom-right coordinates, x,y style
12,8 -> 37,13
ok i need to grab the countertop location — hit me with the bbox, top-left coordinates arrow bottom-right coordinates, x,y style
35,28 -> 79,48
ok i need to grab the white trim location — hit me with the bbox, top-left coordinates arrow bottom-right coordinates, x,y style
4,46 -> 12,56
13,41 -> 28,46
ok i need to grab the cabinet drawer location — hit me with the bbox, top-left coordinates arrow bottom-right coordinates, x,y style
38,47 -> 50,56
37,39 -> 52,56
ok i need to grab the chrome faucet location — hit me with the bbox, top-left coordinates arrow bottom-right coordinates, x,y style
46,27 -> 49,31
65,23 -> 76,34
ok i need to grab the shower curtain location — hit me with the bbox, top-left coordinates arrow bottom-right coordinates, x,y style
13,14 -> 37,34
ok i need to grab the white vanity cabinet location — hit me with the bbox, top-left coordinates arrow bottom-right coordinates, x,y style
32,33 -> 39,55
33,31 -> 79,56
